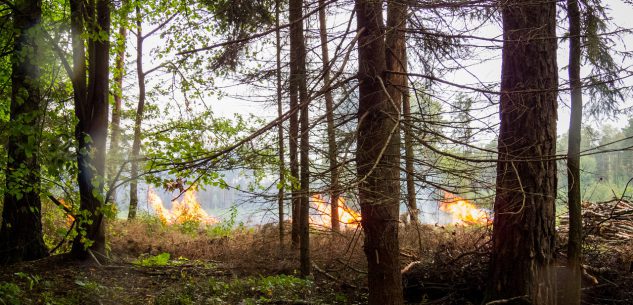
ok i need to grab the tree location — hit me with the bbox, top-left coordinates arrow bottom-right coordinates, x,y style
563,0 -> 583,303
108,0 -> 129,203
288,0 -> 310,277
0,0 -> 49,265
275,0 -> 285,251
402,64 -> 417,224
356,0 -> 405,303
487,0 -> 559,303
288,4 -> 300,249
69,0 -> 111,260
128,4 -> 147,220
317,0 -> 341,232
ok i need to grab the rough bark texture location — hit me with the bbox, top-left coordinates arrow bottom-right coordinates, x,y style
356,0 -> 404,304
288,6 -> 301,248
288,0 -> 311,277
563,0 -> 583,303
487,0 -> 559,303
70,0 -> 110,260
275,0 -> 285,251
317,0 -> 340,232
128,5 -> 146,220
0,0 -> 49,265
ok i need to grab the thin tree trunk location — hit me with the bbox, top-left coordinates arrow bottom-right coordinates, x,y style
403,77 -> 417,224
275,0 -> 285,252
109,2 -> 128,196
317,0 -> 340,232
289,0 -> 311,277
563,0 -> 583,303
0,0 -> 48,265
70,0 -> 111,260
289,9 -> 301,249
486,0 -> 559,303
356,0 -> 404,303
128,5 -> 146,220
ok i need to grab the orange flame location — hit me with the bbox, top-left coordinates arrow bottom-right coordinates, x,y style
148,187 -> 218,225
440,192 -> 490,225
57,198 -> 75,226
311,194 -> 361,229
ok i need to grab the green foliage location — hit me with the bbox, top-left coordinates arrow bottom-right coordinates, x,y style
0,282 -> 22,305
177,219 -> 201,235
206,205 -> 240,238
557,121 -> 633,203
134,252 -> 171,267
155,275 -> 313,305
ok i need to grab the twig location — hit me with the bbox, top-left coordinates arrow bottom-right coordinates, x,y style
484,295 -> 529,305
87,249 -> 103,266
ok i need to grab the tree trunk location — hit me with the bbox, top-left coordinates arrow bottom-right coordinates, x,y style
128,5 -> 146,220
403,79 -> 417,224
0,0 -> 48,265
108,2 -> 128,199
385,0 -> 414,225
289,6 -> 301,249
70,0 -> 111,260
356,0 -> 404,304
563,0 -> 583,303
487,0 -> 559,303
289,0 -> 311,277
317,0 -> 341,233
275,0 -> 285,252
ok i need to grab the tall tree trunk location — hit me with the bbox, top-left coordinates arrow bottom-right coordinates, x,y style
356,0 -> 404,304
108,1 -> 128,198
289,6 -> 301,249
403,74 -> 417,224
384,0 -> 414,225
0,0 -> 48,265
317,0 -> 340,233
128,5 -> 146,220
563,0 -> 583,303
275,0 -> 285,252
289,0 -> 311,277
70,0 -> 111,260
487,0 -> 559,303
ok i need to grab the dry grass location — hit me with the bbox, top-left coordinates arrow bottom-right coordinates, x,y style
106,215 -> 494,304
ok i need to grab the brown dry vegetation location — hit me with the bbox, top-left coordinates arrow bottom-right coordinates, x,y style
1,210 -> 633,304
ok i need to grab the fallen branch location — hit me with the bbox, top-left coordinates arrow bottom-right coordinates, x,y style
484,295 -> 529,305
312,262 -> 360,289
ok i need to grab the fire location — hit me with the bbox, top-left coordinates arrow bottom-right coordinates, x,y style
440,192 -> 491,225
311,194 -> 361,229
148,187 -> 218,225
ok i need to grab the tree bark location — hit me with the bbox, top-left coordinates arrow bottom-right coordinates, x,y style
128,4 -> 146,220
0,0 -> 49,265
356,0 -> 404,304
317,0 -> 340,232
288,0 -> 311,277
70,0 -> 111,260
275,0 -> 285,252
563,0 -> 583,303
487,0 -> 559,303
288,4 -> 301,249
403,79 -> 417,224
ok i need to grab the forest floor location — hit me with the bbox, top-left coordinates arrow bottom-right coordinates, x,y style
1,214 -> 633,304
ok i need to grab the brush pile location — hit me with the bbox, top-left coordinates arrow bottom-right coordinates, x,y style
558,199 -> 633,245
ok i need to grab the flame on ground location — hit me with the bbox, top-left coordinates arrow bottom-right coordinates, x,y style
440,192 -> 491,225
311,194 -> 361,229
148,187 -> 218,225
